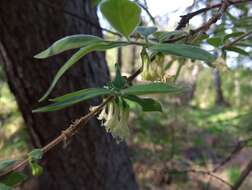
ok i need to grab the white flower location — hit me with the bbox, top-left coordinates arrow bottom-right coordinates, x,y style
111,106 -> 129,142
93,100 -> 130,142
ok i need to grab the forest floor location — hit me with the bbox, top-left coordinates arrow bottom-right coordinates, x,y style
128,101 -> 252,190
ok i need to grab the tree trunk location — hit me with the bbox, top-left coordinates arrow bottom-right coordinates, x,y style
0,1 -> 138,190
212,68 -> 229,107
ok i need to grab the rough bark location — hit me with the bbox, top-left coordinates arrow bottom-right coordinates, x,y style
0,0 -> 138,190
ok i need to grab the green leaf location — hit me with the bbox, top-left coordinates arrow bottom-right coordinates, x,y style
34,35 -> 103,59
136,26 -> 157,37
207,37 -> 223,47
0,160 -> 16,173
112,64 -> 126,89
224,32 -> 244,42
28,149 -> 43,161
224,46 -> 249,56
153,31 -> 187,42
33,88 -> 111,113
1,172 -> 27,187
100,0 -> 141,38
50,88 -> 111,102
122,83 -> 184,96
30,162 -> 43,177
149,43 -> 216,64
125,95 -> 162,112
38,41 -> 128,102
0,183 -> 11,190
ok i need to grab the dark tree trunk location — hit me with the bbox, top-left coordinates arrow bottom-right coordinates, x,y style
0,1 -> 138,190
212,68 -> 229,107
117,47 -> 123,67
130,46 -> 137,75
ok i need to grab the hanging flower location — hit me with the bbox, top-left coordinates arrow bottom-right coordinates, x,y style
141,53 -> 166,82
91,99 -> 130,142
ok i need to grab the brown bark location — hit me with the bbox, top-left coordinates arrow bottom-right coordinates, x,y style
212,68 -> 229,107
0,0 -> 138,190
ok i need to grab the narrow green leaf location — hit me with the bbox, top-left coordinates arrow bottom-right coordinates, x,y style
100,0 -> 141,38
28,149 -> 43,161
38,41 -> 128,102
236,42 -> 252,47
224,46 -> 249,56
1,172 -> 27,187
149,43 -> 216,63
0,160 -> 16,173
125,95 -> 162,112
112,64 -> 126,89
122,83 -> 184,96
50,88 -> 111,102
136,26 -> 157,37
33,88 -> 111,113
34,35 -> 103,59
0,183 -> 11,190
207,37 -> 223,47
224,32 -> 244,42
152,31 -> 187,42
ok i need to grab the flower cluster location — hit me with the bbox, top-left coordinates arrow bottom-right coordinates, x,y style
141,53 -> 167,82
91,100 -> 130,142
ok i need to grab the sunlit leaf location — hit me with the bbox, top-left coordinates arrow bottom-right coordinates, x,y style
149,43 -> 216,64
34,35 -> 103,59
125,95 -> 162,112
122,83 -> 184,95
30,162 -> 43,177
33,88 -> 111,113
100,0 -> 141,38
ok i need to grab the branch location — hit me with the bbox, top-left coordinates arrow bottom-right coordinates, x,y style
171,169 -> 233,188
0,96 -> 113,178
224,30 -> 252,48
176,0 -> 252,30
0,63 -> 142,179
135,1 -> 156,25
232,159 -> 252,190
192,0 -> 230,34
213,137 -> 252,172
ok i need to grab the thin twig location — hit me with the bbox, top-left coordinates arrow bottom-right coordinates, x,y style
176,0 -> 252,30
172,169 -> 233,188
192,0 -> 231,34
232,159 -> 252,190
136,1 -> 156,25
0,96 -> 113,178
224,30 -> 252,48
213,137 -> 252,172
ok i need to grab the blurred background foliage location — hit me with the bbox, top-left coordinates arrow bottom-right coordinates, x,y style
1,0 -> 252,189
